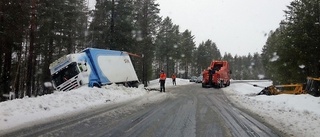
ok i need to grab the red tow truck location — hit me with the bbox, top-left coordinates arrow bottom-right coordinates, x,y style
202,60 -> 231,88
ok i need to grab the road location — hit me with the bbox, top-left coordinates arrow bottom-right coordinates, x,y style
3,84 -> 286,137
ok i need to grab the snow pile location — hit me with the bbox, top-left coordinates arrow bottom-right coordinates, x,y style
0,78 -> 192,134
148,78 -> 191,88
223,80 -> 320,137
0,84 -> 145,132
1,78 -> 320,136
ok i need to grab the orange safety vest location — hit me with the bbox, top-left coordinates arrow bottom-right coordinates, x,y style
171,74 -> 176,79
160,73 -> 166,80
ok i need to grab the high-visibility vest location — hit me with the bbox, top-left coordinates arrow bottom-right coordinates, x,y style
160,73 -> 166,80
171,74 -> 176,79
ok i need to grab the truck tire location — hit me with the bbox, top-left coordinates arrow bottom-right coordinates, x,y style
217,80 -> 223,88
93,83 -> 101,88
123,81 -> 139,88
202,83 -> 208,88
130,81 -> 139,88
224,80 -> 230,87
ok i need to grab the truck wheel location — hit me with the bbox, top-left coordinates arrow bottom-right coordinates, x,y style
224,80 -> 230,87
219,81 -> 224,88
218,81 -> 223,88
130,81 -> 139,88
93,83 -> 101,88
124,81 -> 139,88
202,83 -> 207,88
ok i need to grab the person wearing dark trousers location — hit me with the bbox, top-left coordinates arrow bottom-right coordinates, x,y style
171,73 -> 176,85
159,70 -> 167,92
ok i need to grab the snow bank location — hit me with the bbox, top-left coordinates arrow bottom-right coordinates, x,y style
147,78 -> 192,88
2,79 -> 319,137
223,81 -> 320,137
0,84 -> 147,133
0,78 -> 192,134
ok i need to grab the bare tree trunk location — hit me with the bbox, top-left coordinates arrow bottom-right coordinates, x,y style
21,42 -> 28,98
13,48 -> 22,98
32,51 -> 37,96
184,60 -> 188,79
0,2 -> 4,100
2,45 -> 12,97
67,31 -> 73,54
26,0 -> 36,97
110,0 -> 115,49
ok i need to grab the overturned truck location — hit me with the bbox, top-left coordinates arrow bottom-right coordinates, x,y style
49,48 -> 139,91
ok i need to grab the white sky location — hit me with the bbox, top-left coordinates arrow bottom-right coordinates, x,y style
1,79 -> 319,136
87,0 -> 293,56
158,0 -> 293,56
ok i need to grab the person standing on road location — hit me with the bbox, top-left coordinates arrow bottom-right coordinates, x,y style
171,73 -> 176,86
159,70 -> 167,92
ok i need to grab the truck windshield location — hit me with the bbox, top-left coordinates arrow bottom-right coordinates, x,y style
213,64 -> 223,70
52,62 -> 80,87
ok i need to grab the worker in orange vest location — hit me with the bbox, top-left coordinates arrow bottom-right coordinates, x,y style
159,70 -> 167,92
171,73 -> 176,85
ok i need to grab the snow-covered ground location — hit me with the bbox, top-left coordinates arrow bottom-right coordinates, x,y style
1,79 -> 320,136
223,80 -> 320,137
0,78 -> 190,135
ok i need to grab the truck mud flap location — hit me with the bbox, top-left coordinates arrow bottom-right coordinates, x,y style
202,83 -> 211,88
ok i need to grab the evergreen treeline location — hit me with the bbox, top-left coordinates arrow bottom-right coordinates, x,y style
1,0 -> 89,100
262,0 -> 320,84
3,0 -> 317,101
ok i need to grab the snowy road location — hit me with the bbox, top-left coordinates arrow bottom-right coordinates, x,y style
3,84 -> 286,137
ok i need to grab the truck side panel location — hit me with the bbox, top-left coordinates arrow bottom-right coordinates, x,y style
97,55 -> 138,83
84,48 -> 138,85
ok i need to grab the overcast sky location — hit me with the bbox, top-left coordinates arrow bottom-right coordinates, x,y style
158,0 -> 293,56
88,0 -> 293,56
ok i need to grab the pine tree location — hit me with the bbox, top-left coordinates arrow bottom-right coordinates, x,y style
155,17 -> 177,75
0,0 -> 29,100
179,30 -> 196,78
133,0 -> 161,86
262,0 -> 320,83
88,0 -> 112,48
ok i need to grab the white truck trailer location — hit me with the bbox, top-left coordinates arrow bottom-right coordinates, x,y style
49,48 -> 139,91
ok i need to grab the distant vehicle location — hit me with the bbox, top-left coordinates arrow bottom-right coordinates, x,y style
49,48 -> 139,91
202,60 -> 231,88
189,76 -> 197,82
196,76 -> 203,83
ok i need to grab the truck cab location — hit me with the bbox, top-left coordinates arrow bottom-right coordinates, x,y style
49,53 -> 90,91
